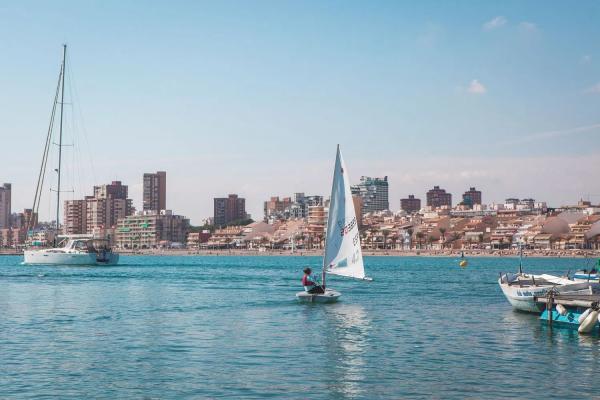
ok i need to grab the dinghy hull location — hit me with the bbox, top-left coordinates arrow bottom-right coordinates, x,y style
296,289 -> 341,303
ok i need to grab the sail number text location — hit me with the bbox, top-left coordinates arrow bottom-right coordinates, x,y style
338,217 -> 357,237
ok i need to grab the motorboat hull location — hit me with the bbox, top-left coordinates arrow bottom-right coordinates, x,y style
23,250 -> 119,266
498,281 -> 549,313
573,273 -> 599,283
499,275 -> 597,313
296,289 -> 341,303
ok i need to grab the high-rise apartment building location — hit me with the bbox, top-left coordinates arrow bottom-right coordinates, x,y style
462,187 -> 482,207
93,180 -> 133,225
86,197 -> 109,232
64,200 -> 87,234
293,193 -> 323,218
63,200 -> 87,235
0,183 -> 11,229
63,181 -> 134,235
264,196 -> 293,221
307,205 -> 327,239
94,181 -> 129,201
401,195 -> 421,214
350,176 -> 389,214
214,194 -> 246,227
262,193 -> 324,221
143,171 -> 166,211
352,195 -> 363,227
426,186 -> 452,208
23,209 -> 37,230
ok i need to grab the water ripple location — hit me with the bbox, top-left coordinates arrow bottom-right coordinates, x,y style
0,255 -> 598,399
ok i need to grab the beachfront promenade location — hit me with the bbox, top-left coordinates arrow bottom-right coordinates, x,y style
3,248 -> 595,258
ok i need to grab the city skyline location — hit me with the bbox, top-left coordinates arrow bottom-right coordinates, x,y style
2,174 -> 596,228
1,1 -> 599,223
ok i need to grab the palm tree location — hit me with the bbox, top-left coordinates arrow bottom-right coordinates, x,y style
369,227 -> 378,250
428,235 -> 436,249
407,228 -> 414,250
390,233 -> 399,250
360,230 -> 368,249
449,232 -> 461,249
415,231 -> 424,249
382,229 -> 390,250
439,227 -> 447,249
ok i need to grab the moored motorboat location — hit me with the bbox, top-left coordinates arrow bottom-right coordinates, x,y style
498,273 -> 595,313
572,269 -> 599,282
498,246 -> 598,312
535,292 -> 600,334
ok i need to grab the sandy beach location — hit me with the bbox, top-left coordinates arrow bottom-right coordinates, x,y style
2,248 -> 598,258
102,248 -> 600,258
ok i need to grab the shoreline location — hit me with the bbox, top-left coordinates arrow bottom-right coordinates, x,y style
3,249 -> 598,258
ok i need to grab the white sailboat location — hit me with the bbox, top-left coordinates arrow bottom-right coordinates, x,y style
296,145 -> 370,303
23,45 -> 119,266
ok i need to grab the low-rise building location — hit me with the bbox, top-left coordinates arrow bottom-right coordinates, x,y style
116,210 -> 189,249
187,231 -> 212,248
0,228 -> 26,247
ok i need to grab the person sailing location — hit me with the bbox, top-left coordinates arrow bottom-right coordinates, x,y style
302,267 -> 324,294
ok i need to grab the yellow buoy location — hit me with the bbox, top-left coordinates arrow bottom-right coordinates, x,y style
459,260 -> 468,268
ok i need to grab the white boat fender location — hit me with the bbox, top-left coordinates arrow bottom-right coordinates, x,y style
556,304 -> 567,316
578,308 -> 592,324
578,310 -> 599,334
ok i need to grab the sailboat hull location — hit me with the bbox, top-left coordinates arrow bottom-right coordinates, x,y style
23,250 -> 119,266
296,289 -> 341,303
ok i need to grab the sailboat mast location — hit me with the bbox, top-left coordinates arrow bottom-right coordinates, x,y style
55,44 -> 66,234
518,243 -> 523,274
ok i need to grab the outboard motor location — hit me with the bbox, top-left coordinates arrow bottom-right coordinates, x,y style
96,249 -> 109,263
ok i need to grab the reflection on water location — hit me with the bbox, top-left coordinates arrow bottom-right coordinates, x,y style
323,304 -> 371,399
2,255 -> 600,399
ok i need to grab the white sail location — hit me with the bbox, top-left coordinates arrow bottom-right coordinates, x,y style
323,145 -> 365,279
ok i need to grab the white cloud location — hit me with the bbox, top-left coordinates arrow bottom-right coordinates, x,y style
483,16 -> 507,31
519,21 -> 538,32
581,55 -> 592,64
417,23 -> 444,48
584,82 -> 600,94
500,122 -> 600,146
467,79 -> 487,94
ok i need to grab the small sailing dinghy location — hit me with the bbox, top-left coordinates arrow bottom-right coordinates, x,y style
296,145 -> 370,304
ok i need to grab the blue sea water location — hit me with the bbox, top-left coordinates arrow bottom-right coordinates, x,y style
1,255 -> 599,399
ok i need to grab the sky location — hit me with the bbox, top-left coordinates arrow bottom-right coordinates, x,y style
1,1 -> 599,224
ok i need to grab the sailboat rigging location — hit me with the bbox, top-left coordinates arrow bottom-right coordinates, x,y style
23,45 -> 119,266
